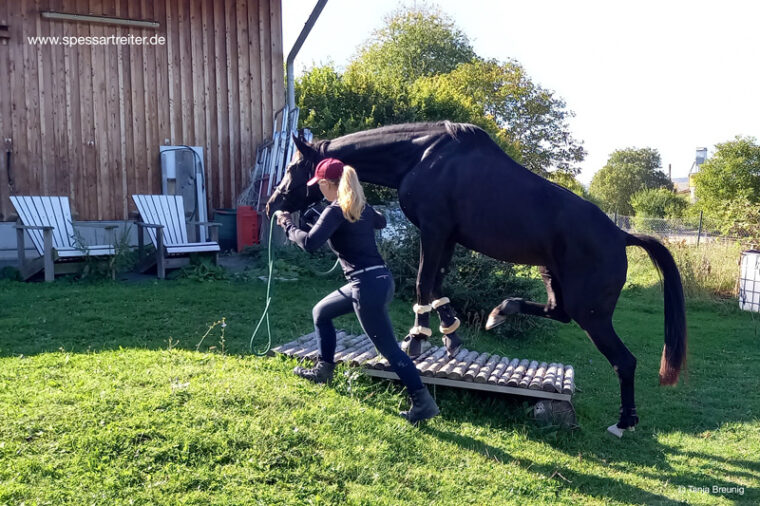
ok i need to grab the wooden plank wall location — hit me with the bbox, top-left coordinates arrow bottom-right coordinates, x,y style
0,0 -> 284,221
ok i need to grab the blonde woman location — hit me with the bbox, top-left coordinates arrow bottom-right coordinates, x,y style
276,157 -> 439,425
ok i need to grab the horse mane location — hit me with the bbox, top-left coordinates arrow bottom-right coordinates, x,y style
314,121 -> 490,156
442,121 -> 490,142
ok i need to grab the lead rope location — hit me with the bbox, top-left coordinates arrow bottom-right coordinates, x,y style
249,212 -> 340,356
249,213 -> 277,356
312,258 -> 340,276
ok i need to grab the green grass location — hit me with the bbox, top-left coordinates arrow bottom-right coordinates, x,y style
1,264 -> 759,504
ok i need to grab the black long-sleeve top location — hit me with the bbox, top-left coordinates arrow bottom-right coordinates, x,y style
282,201 -> 387,275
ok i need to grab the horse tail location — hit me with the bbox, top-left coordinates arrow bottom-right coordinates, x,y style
625,233 -> 687,385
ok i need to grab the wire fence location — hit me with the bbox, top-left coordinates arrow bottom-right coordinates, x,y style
380,201 -> 755,248
608,212 -> 758,249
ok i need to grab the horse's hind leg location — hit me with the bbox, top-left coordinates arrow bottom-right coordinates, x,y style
486,267 -> 571,330
577,314 -> 639,431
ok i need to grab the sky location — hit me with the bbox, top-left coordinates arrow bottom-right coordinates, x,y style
282,0 -> 760,185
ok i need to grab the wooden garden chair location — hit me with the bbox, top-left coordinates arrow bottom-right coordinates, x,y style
131,194 -> 221,279
11,196 -> 118,282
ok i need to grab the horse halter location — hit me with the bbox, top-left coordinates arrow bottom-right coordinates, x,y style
274,163 -> 321,213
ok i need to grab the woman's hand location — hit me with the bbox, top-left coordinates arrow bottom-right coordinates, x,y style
276,211 -> 292,228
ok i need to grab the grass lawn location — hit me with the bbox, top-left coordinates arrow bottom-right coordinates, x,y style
1,262 -> 759,504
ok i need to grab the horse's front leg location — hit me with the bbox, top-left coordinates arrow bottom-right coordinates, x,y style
400,231 -> 446,359
402,233 -> 462,358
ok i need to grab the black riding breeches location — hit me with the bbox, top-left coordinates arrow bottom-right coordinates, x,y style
312,268 -> 423,391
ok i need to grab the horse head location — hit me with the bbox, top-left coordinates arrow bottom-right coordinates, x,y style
265,134 -> 324,219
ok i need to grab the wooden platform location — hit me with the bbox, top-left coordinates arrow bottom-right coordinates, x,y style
272,331 -> 576,403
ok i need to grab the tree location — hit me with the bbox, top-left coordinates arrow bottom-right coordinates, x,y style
409,60 -> 584,174
692,136 -> 760,238
295,6 -> 585,180
296,64 -> 399,138
350,6 -> 476,87
589,148 -> 672,215
693,136 -> 760,214
547,171 -> 596,201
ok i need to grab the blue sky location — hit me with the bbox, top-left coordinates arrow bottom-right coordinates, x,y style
283,0 -> 760,185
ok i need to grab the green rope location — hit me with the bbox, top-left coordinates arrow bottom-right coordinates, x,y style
248,212 -> 340,356
312,258 -> 340,276
249,213 -> 277,356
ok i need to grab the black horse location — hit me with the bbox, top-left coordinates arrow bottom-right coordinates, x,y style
266,121 -> 687,431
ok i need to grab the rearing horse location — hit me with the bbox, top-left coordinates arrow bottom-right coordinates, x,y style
266,121 -> 687,431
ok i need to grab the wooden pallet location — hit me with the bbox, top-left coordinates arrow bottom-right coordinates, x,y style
272,331 -> 576,403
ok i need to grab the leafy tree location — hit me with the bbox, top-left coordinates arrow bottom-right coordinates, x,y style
409,60 -> 584,173
589,148 -> 672,215
630,187 -> 687,218
720,200 -> 760,241
693,136 -> 760,214
547,171 -> 593,200
350,6 -> 476,87
295,6 -> 585,183
692,136 -> 760,238
296,64 -> 398,138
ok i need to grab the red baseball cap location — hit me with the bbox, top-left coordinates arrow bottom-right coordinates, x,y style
307,158 -> 345,186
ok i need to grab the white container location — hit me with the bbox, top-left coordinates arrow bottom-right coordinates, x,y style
739,250 -> 760,312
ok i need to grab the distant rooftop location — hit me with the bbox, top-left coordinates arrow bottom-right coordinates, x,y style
672,177 -> 690,193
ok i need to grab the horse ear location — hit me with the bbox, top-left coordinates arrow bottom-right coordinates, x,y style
292,133 -> 317,161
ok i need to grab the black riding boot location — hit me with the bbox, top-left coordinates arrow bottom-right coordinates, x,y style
293,360 -> 335,384
400,386 -> 440,425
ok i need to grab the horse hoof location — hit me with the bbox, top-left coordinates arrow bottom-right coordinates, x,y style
502,298 -> 523,314
617,409 -> 639,430
607,414 -> 638,438
607,423 -> 636,438
485,309 -> 506,331
486,299 -> 523,330
607,424 -> 625,438
443,335 -> 462,358
401,335 -> 429,358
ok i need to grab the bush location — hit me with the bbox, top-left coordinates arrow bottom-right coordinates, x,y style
174,255 -> 229,282
241,239 -> 344,282
377,203 -> 546,335
631,188 -> 687,219
0,266 -> 21,281
629,188 -> 686,234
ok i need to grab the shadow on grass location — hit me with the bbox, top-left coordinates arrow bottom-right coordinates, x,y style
418,393 -> 756,503
337,353 -> 758,505
423,425 -> 678,504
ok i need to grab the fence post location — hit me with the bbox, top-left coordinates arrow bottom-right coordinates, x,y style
697,210 -> 703,246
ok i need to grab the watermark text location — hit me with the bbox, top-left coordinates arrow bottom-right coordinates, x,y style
27,34 -> 166,46
679,485 -> 745,496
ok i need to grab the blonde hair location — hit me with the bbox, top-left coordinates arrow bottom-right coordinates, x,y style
329,165 -> 366,222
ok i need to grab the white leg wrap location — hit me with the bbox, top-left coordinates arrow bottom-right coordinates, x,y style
409,326 -> 432,337
439,317 -> 460,335
431,297 -> 451,309
413,304 -> 432,314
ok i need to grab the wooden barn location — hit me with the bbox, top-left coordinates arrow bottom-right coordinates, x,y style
0,0 -> 285,224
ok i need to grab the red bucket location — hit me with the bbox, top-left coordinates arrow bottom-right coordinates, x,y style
236,205 -> 260,251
